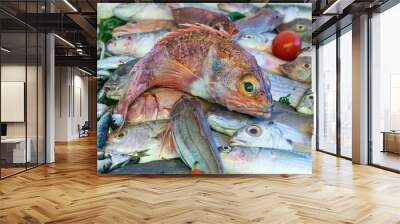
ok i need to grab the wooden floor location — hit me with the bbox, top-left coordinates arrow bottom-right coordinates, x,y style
0,136 -> 400,224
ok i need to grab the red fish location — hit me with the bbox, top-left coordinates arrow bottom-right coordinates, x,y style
171,7 -> 239,35
115,25 -> 273,127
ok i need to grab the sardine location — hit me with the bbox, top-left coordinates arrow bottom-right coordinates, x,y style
277,18 -> 312,48
230,121 -> 293,150
115,24 -> 274,128
237,32 -> 276,52
107,30 -> 169,58
171,7 -> 239,35
219,146 -> 312,174
97,56 -> 136,70
171,96 -> 223,174
218,3 -> 260,15
113,3 -> 173,21
266,3 -> 312,23
265,73 -> 310,107
279,55 -> 312,84
296,89 -> 314,115
104,119 -> 179,166
235,8 -> 283,35
97,112 -> 111,148
112,20 -> 176,37
104,59 -> 138,101
230,120 -> 311,151
207,101 -> 313,136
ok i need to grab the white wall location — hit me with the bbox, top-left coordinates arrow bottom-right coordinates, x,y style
54,67 -> 89,141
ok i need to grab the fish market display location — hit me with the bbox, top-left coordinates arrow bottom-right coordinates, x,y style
114,24 -> 273,125
97,3 -> 312,175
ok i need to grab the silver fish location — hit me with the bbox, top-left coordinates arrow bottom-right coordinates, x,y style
237,32 -> 276,52
207,102 -> 314,137
171,96 -> 224,174
265,73 -> 310,107
235,8 -> 283,35
218,3 -> 260,14
296,89 -> 314,115
230,120 -> 311,151
104,119 -> 179,166
113,3 -> 173,21
107,30 -> 169,58
279,56 -> 312,84
219,146 -> 312,174
97,56 -> 136,70
103,59 -> 138,101
266,3 -> 312,23
230,121 -> 294,150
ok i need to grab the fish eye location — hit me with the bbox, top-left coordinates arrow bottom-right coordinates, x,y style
117,131 -> 126,138
239,75 -> 259,97
244,34 -> 254,39
303,63 -> 311,70
246,125 -> 262,137
296,24 -> 305,32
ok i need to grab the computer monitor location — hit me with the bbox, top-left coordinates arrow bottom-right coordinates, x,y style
1,123 -> 7,137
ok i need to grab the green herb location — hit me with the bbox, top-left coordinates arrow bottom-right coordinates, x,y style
98,16 -> 126,42
279,94 -> 291,105
228,12 -> 246,21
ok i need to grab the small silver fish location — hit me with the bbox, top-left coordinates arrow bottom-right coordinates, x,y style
279,56 -> 312,84
235,8 -> 283,35
230,121 -> 293,150
107,30 -> 169,58
218,3 -> 260,15
296,89 -> 314,115
113,3 -> 173,21
237,32 -> 276,52
97,56 -> 136,70
266,3 -> 312,23
104,120 -> 179,165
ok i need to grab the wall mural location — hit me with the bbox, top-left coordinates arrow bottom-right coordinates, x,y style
97,3 -> 313,174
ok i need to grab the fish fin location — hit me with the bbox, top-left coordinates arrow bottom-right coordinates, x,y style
153,59 -> 200,90
156,23 -> 229,47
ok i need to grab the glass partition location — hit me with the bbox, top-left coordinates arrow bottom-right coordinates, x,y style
317,37 -> 337,154
339,28 -> 352,158
0,1 -> 46,179
370,4 -> 400,171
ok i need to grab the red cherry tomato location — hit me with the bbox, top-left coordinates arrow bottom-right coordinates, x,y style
272,31 -> 302,61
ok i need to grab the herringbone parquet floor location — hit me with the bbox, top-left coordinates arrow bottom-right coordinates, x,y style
0,135 -> 399,224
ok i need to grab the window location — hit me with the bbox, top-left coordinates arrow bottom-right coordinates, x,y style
318,37 -> 337,154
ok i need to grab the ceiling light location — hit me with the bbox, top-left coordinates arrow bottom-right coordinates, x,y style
323,0 -> 343,14
1,47 -> 11,53
78,67 -> 92,76
54,34 -> 75,48
63,0 -> 78,12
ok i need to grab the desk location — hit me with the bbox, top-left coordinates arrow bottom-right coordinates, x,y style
382,131 -> 400,154
1,138 -> 31,163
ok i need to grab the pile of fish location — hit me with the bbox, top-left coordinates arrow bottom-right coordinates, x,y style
97,3 -> 313,174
